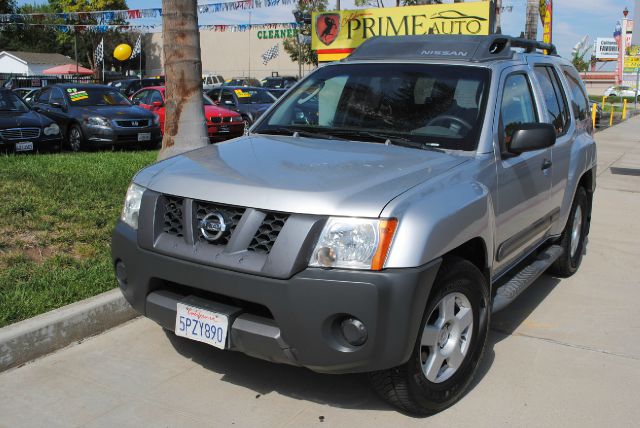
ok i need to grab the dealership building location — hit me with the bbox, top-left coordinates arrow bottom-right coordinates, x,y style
144,28 -> 304,81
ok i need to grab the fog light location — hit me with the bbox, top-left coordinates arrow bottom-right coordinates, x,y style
340,317 -> 367,346
115,260 -> 128,289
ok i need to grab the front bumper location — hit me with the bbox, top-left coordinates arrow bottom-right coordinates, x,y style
207,123 -> 244,143
0,136 -> 63,153
112,221 -> 441,374
83,124 -> 162,146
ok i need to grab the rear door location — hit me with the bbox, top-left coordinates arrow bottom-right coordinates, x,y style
494,68 -> 554,273
46,87 -> 71,128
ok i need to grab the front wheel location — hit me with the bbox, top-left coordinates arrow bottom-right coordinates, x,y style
548,187 -> 588,277
67,124 -> 84,152
370,257 -> 490,416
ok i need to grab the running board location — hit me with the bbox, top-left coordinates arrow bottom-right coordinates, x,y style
492,245 -> 564,313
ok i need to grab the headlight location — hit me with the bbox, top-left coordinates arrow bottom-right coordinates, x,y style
120,183 -> 145,230
152,114 -> 160,126
309,217 -> 398,270
230,115 -> 243,123
86,116 -> 110,127
43,123 -> 60,135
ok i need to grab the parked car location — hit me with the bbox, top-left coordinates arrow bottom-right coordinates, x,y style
131,86 -> 244,143
109,77 -> 165,97
12,87 -> 40,105
112,35 -> 597,416
265,88 -> 288,99
31,84 -> 161,151
222,77 -> 262,87
202,73 -> 225,90
261,76 -> 298,89
206,86 -> 277,127
0,88 -> 63,153
603,85 -> 639,98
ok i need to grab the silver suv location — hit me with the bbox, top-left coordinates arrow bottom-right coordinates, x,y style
112,35 -> 596,415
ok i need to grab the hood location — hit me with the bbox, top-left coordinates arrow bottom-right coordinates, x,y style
204,105 -> 239,117
0,110 -> 48,129
135,135 -> 468,217
69,105 -> 153,120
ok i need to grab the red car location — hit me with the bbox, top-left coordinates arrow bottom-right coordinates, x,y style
130,86 -> 244,143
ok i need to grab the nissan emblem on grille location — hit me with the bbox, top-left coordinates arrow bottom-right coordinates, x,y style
199,212 -> 231,242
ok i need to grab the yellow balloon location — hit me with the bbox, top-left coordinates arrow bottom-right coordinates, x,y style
113,44 -> 132,61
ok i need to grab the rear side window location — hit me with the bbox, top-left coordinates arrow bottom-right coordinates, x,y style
500,73 -> 538,148
534,65 -> 570,136
49,88 -> 65,105
35,88 -> 51,104
561,65 -> 590,121
149,90 -> 163,104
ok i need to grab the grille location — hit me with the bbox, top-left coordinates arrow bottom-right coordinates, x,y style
248,212 -> 289,253
194,201 -> 245,246
0,128 -> 40,140
115,119 -> 150,128
163,197 -> 184,237
210,116 -> 233,124
117,134 -> 143,143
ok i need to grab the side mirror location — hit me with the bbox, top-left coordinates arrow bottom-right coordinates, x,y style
152,101 -> 164,108
224,100 -> 234,106
507,123 -> 556,155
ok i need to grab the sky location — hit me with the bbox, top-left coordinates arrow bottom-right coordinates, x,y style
15,0 -> 638,63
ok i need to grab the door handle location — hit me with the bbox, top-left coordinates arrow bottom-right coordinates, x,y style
541,159 -> 553,170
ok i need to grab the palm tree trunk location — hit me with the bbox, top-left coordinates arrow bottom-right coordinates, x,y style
158,0 -> 208,160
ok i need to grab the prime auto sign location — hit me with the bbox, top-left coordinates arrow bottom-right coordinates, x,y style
312,2 -> 492,62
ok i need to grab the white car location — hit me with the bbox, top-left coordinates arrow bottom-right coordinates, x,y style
604,85 -> 639,97
202,73 -> 225,90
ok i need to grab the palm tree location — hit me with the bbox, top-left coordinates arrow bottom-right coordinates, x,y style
158,0 -> 209,160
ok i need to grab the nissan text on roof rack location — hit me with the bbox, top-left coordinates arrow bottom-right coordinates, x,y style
112,35 -> 597,415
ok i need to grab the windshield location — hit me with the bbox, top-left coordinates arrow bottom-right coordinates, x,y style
254,63 -> 490,151
234,88 -> 276,105
0,91 -> 29,112
64,87 -> 131,106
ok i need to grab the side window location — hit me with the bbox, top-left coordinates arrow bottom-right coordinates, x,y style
534,65 -> 570,136
149,90 -> 163,104
562,65 -> 589,121
500,74 -> 538,148
49,88 -> 65,105
221,90 -> 235,106
132,90 -> 149,105
35,88 -> 51,104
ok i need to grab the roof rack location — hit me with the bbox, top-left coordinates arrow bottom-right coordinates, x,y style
345,35 -> 558,63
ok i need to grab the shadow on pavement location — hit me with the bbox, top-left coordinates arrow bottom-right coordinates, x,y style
159,273 -> 561,415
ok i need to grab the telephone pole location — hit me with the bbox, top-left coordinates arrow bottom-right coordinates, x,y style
524,0 -> 539,40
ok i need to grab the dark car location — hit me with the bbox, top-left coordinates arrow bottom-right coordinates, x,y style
0,89 -> 63,153
222,77 -> 262,87
31,84 -> 161,151
12,87 -> 40,106
109,77 -> 165,97
261,76 -> 297,89
206,86 -> 277,127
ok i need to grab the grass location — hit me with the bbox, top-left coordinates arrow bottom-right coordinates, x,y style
0,151 -> 157,327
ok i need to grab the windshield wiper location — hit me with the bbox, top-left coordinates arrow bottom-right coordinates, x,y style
330,129 -> 445,152
256,127 -> 347,141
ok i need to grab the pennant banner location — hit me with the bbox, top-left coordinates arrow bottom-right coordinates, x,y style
0,0 -> 297,24
0,22 -> 299,34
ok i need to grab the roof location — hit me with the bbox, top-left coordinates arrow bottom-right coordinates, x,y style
346,35 -> 557,63
0,51 -> 75,66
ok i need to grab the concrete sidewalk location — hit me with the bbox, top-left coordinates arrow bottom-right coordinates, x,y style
1,119 -> 640,427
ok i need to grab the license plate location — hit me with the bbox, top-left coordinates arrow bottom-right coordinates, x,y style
218,126 -> 230,133
15,141 -> 33,152
138,132 -> 151,141
175,302 -> 228,349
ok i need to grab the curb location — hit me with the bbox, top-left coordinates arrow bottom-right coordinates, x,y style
0,288 -> 138,372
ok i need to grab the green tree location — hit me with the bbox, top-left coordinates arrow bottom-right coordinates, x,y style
283,0 -> 328,69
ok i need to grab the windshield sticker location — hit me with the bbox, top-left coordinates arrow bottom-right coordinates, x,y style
234,89 -> 251,98
67,88 -> 89,102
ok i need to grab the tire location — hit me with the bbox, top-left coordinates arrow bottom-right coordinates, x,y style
369,257 -> 490,416
67,124 -> 84,152
548,186 -> 589,277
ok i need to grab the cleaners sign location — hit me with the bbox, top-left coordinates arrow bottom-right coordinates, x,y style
312,2 -> 492,62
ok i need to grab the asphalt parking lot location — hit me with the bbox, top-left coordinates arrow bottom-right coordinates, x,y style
1,118 -> 640,427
